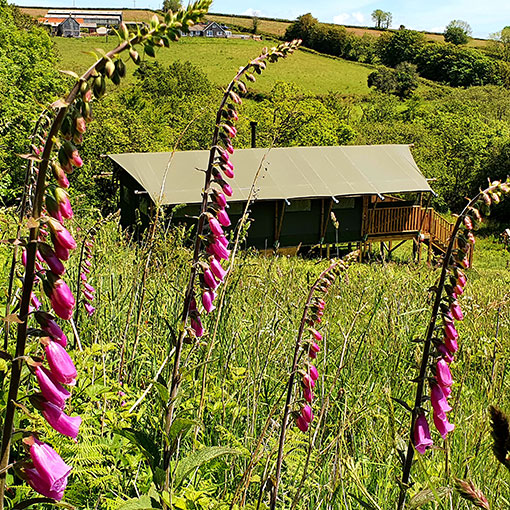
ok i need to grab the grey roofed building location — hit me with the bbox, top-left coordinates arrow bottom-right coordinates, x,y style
109,145 -> 454,258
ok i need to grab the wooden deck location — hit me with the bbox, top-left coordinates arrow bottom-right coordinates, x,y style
364,205 -> 456,257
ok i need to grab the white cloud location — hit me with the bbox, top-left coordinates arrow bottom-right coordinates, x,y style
243,8 -> 262,17
333,12 -> 365,25
333,13 -> 350,24
352,12 -> 365,24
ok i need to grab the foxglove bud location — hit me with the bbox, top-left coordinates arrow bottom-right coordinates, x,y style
54,188 -> 73,220
44,339 -> 77,385
48,218 -> 77,251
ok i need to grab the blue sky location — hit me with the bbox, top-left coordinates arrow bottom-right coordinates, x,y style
14,0 -> 510,38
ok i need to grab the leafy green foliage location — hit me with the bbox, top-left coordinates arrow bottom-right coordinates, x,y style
444,20 -> 472,46
368,63 -> 419,98
0,1 -> 64,202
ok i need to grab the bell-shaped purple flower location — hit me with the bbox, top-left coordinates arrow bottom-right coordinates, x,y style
430,384 -> 452,419
48,218 -> 76,251
309,365 -> 319,381
54,188 -> 73,220
438,344 -> 454,363
34,366 -> 70,408
433,411 -> 455,439
302,373 -> 316,389
84,303 -> 95,316
413,413 -> 433,454
303,387 -> 314,402
40,400 -> 81,439
308,342 -> 320,358
207,213 -> 224,237
213,190 -> 227,208
444,336 -> 458,354
28,438 -> 72,495
310,328 -> 322,342
190,315 -> 204,337
25,466 -> 66,500
436,359 -> 453,389
201,289 -> 217,313
296,415 -> 309,432
210,257 -> 227,282
39,243 -> 65,275
301,404 -> 314,423
444,322 -> 458,341
450,302 -> 463,321
203,267 -> 218,290
208,240 -> 230,261
217,208 -> 231,227
44,339 -> 77,385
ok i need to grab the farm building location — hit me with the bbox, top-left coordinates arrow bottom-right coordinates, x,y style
109,145 -> 454,259
40,9 -> 122,35
183,21 -> 231,37
55,16 -> 80,37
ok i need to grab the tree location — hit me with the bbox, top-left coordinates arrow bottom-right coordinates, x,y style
251,16 -> 259,34
488,26 -> 510,61
444,20 -> 472,45
367,62 -> 419,98
371,9 -> 392,30
376,29 -> 426,67
162,0 -> 181,12
284,13 -> 318,46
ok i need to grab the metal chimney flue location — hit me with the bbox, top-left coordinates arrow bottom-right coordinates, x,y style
250,121 -> 257,148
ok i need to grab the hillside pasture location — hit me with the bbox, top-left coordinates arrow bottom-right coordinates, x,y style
53,36 -> 374,95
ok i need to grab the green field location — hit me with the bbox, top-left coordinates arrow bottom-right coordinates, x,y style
53,36 -> 374,95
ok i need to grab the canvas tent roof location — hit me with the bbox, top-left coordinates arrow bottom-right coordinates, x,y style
109,145 -> 432,205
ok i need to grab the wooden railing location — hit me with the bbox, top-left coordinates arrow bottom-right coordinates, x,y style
365,205 -> 454,252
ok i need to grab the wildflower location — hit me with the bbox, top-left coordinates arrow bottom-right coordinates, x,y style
207,213 -> 224,237
302,373 -> 315,389
75,116 -> 86,134
213,190 -> 227,207
44,274 -> 75,320
438,344 -> 454,363
207,240 -> 230,261
222,182 -> 233,197
303,387 -> 314,402
453,284 -> 464,296
433,411 -> 455,439
27,437 -> 72,496
190,315 -> 204,337
31,396 -> 81,439
308,342 -> 320,358
436,359 -> 453,389
457,272 -> 467,287
201,289 -> 216,313
444,336 -> 458,354
217,208 -> 231,227
38,243 -> 65,275
413,413 -> 433,454
54,188 -> 73,220
296,415 -> 309,432
430,384 -> 452,419
34,366 -> 70,408
202,266 -> 218,290
450,302 -> 463,321
44,339 -> 77,385
309,365 -> 319,381
47,218 -> 77,251
24,466 -> 66,501
309,328 -> 322,342
54,243 -> 70,262
444,322 -> 458,341
35,311 -> 67,347
301,404 -> 314,423
84,303 -> 95,317
209,257 -> 227,282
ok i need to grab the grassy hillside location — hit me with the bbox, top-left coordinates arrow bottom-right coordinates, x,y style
53,36 -> 374,95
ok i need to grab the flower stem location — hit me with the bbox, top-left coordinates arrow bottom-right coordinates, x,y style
397,190 -> 485,509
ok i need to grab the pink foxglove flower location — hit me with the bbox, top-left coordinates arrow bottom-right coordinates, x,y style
209,257 -> 227,281
217,208 -> 231,227
438,344 -> 454,363
309,342 -> 320,358
310,329 -> 322,342
34,366 -> 70,408
413,413 -> 433,454
38,243 -> 65,275
444,322 -> 458,341
296,415 -> 309,432
39,400 -> 81,439
28,438 -> 71,495
44,339 -> 77,385
444,336 -> 458,353
430,384 -> 452,419
301,404 -> 313,423
54,188 -> 73,220
450,302 -> 463,321
222,182 -> 233,197
433,411 -> 455,439
201,289 -> 217,313
25,466 -> 66,500
83,290 -> 94,301
48,218 -> 76,251
208,240 -> 230,260
309,365 -> 319,381
203,268 -> 218,290
207,214 -> 224,236
213,190 -> 227,207
190,316 -> 204,337
84,303 -> 95,317
54,243 -> 70,261
302,373 -> 315,389
436,359 -> 453,389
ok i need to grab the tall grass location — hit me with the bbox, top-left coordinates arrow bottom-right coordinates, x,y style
2,214 -> 505,508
